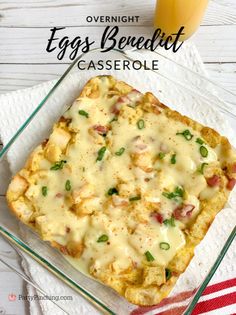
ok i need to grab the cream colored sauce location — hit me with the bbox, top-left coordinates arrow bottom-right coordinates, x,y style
26,76 -> 220,274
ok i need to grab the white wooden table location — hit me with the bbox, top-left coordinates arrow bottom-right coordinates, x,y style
0,1 -> 236,314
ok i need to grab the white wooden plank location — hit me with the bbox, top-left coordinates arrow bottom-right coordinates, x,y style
205,63 -> 236,94
0,198 -> 28,315
0,0 -> 235,27
191,25 -> 236,62
0,64 -> 67,92
0,25 -> 235,64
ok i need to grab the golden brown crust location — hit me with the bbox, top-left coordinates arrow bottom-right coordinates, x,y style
6,75 -> 236,306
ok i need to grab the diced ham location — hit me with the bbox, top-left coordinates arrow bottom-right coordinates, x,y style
59,245 -> 68,255
93,125 -> 109,136
126,89 -> 142,106
173,204 -> 195,220
135,144 -> 148,152
152,212 -> 163,224
232,163 -> 236,173
227,178 -> 236,191
132,136 -> 148,153
206,175 -> 221,187
118,95 -> 130,103
55,193 -> 63,198
160,143 -> 169,153
110,102 -> 122,115
110,90 -> 142,114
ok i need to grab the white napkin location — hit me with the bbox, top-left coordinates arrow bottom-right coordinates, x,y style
0,44 -> 235,315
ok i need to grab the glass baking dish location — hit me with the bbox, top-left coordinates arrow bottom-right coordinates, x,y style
0,48 -> 235,315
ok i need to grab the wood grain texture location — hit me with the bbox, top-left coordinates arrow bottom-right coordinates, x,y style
205,63 -> 236,93
0,197 -> 29,315
0,0 -> 235,27
192,25 -> 236,62
0,64 -> 66,92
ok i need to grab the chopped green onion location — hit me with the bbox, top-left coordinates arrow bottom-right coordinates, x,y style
200,146 -> 208,158
145,251 -> 155,262
175,186 -> 184,197
163,217 -> 175,227
115,147 -> 125,156
78,110 -> 89,118
65,180 -> 71,191
165,268 -> 172,280
96,146 -> 106,162
176,129 -> 193,141
42,186 -> 48,197
107,187 -> 118,196
170,154 -> 176,164
158,152 -> 165,159
129,195 -> 141,201
196,138 -> 204,145
110,116 -> 118,123
160,242 -> 170,250
97,234 -> 109,243
137,119 -> 145,130
198,162 -> 208,174
50,160 -> 67,170
162,187 -> 184,201
162,192 -> 175,199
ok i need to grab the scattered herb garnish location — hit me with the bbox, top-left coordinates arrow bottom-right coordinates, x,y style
162,186 -> 184,201
50,160 -> 67,170
78,110 -> 89,118
175,186 -> 184,197
160,242 -> 170,250
176,129 -> 193,141
115,147 -> 125,156
165,268 -> 172,280
42,186 -> 48,197
96,146 -> 106,162
137,119 -> 145,130
200,146 -> 208,158
163,217 -> 175,227
97,234 -> 109,243
170,154 -> 176,164
110,116 -> 118,123
107,187 -> 118,196
145,251 -> 155,262
196,138 -> 204,145
198,162 -> 208,174
65,180 -> 71,191
158,152 -> 165,159
129,195 -> 141,201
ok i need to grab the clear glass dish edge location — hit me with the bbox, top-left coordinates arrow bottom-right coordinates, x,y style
0,48 -> 235,314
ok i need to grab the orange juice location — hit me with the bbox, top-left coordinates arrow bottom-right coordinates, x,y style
154,0 -> 209,41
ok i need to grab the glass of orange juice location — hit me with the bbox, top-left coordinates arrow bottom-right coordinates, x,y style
154,0 -> 209,41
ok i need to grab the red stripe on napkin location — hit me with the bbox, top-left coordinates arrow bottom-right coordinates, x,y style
201,278 -> 236,296
131,278 -> 236,315
192,291 -> 236,314
130,290 -> 194,315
